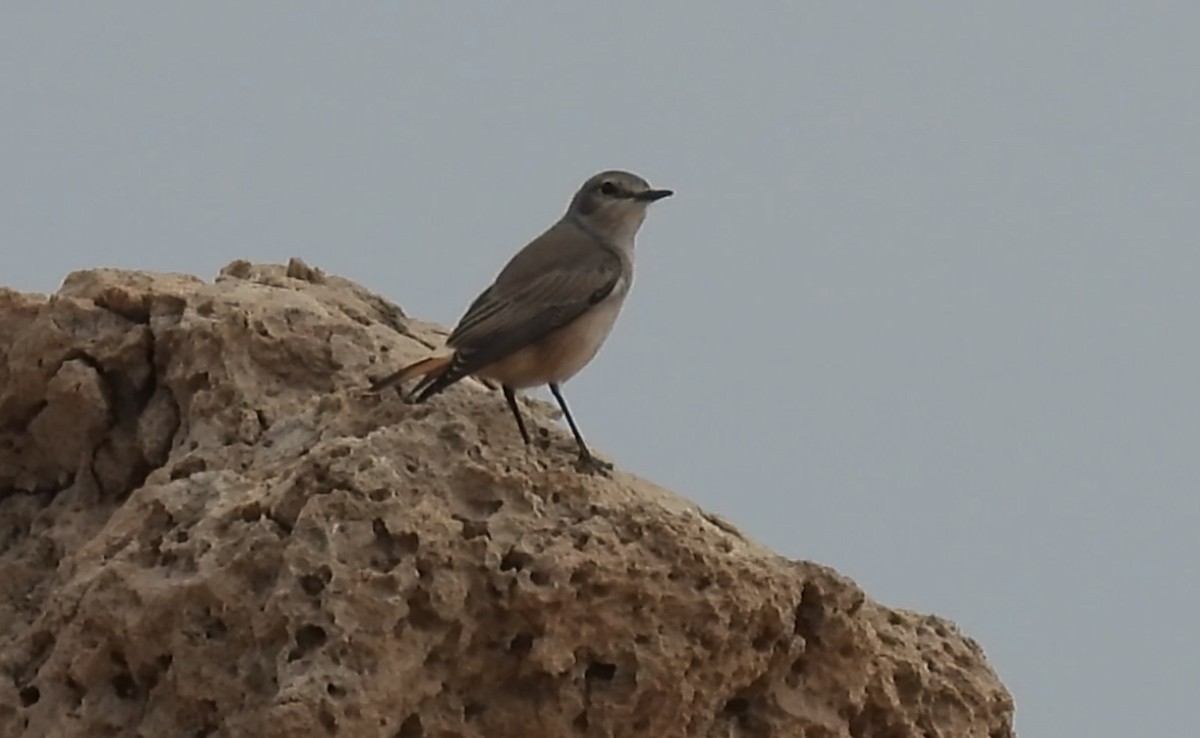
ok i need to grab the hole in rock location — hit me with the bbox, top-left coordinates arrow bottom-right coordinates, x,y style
499,549 -> 532,572
169,456 -> 207,480
204,617 -> 227,640
290,624 -> 327,660
299,566 -> 332,597
509,633 -> 534,655
112,673 -> 138,700
373,518 -> 420,555
584,661 -> 616,682
300,574 -> 326,596
64,676 -> 84,706
396,713 -> 423,738
794,582 -> 825,641
18,686 -> 39,706
239,503 -> 264,522
752,626 -> 778,651
455,517 -> 489,540
406,592 -> 441,631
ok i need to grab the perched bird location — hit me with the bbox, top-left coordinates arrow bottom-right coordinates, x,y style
370,169 -> 672,472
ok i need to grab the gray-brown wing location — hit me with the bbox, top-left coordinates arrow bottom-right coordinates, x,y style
443,227 -> 622,377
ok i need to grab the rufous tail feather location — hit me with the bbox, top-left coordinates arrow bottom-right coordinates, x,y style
368,355 -> 452,393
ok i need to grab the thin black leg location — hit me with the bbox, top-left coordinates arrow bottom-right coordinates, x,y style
548,383 -> 611,472
502,385 -> 531,446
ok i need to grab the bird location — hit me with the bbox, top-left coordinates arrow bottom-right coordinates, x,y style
369,169 -> 672,473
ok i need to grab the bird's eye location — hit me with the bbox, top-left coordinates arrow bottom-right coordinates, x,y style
599,181 -> 619,196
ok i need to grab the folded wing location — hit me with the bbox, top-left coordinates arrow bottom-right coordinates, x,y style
442,224 -> 624,382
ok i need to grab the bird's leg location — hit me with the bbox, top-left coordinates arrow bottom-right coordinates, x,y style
502,385 -> 532,446
548,383 -> 612,474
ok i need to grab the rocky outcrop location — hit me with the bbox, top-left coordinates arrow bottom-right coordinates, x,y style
0,261 -> 1015,737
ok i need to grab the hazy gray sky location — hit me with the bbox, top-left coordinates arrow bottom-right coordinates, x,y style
4,3 -> 1198,735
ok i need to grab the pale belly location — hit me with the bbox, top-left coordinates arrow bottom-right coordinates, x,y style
476,290 -> 628,388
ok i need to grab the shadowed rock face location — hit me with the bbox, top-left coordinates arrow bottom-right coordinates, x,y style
0,260 -> 1015,738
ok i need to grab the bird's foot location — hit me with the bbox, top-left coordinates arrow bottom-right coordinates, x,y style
574,452 -> 613,476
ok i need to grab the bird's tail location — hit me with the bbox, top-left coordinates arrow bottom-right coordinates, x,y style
368,354 -> 454,399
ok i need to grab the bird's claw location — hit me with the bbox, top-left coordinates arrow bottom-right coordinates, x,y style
574,452 -> 613,476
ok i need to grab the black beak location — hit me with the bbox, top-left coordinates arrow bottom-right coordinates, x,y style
633,188 -> 673,202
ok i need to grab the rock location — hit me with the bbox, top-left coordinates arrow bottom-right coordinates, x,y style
0,262 -> 1016,738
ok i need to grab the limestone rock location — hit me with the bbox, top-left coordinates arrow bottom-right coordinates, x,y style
0,261 -> 1015,737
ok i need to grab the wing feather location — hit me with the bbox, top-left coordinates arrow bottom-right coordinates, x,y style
442,220 -> 623,379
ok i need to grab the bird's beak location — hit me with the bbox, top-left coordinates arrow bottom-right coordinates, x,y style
633,188 -> 673,202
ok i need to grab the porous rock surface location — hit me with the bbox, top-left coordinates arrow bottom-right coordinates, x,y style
0,261 -> 1016,738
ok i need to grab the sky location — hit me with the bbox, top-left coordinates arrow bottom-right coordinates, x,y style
3,3 -> 1198,736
